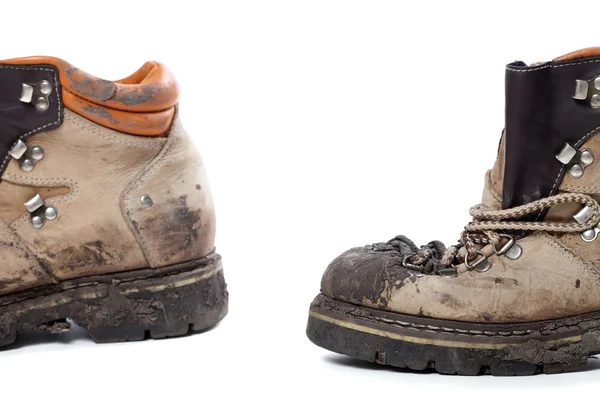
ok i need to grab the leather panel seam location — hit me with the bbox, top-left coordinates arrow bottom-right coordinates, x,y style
536,126 -> 600,221
121,122 -> 179,267
2,174 -> 79,228
0,220 -> 58,285
507,59 -> 600,73
65,112 -> 164,148
540,232 -> 600,286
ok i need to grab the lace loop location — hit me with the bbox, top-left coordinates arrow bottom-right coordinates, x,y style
405,193 -> 600,275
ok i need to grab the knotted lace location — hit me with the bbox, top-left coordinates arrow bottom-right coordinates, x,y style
406,193 -> 600,274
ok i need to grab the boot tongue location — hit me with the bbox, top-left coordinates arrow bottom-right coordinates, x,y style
497,48 -> 600,216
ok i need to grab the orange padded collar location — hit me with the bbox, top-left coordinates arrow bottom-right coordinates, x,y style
554,47 -> 600,62
0,57 -> 179,136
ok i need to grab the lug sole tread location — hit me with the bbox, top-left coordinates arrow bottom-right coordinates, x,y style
307,294 -> 599,376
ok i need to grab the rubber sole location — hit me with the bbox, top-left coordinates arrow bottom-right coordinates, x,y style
0,252 -> 228,347
307,294 -> 600,375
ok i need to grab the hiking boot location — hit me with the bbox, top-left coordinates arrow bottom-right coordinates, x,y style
306,47 -> 600,375
0,57 -> 227,345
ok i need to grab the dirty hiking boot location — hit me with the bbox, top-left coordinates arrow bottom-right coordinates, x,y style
0,57 -> 227,345
307,47 -> 600,375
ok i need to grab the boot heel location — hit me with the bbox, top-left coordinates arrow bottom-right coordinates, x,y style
76,255 -> 228,343
0,252 -> 227,347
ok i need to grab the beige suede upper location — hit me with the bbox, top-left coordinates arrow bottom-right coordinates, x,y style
378,233 -> 600,322
0,109 -> 216,295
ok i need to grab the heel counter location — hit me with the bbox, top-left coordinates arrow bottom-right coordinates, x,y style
123,117 -> 216,268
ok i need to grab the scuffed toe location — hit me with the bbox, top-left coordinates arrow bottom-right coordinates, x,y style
320,237 -> 418,308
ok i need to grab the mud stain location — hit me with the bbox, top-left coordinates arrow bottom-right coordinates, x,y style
83,105 -> 119,125
143,195 -> 203,261
62,62 -> 115,101
45,240 -> 116,272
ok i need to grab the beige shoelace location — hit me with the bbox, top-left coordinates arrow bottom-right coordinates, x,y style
407,193 -> 600,274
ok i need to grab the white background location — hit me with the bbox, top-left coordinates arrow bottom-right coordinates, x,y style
1,0 -> 599,393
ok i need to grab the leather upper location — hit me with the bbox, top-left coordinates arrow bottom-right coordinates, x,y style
0,109 -> 216,291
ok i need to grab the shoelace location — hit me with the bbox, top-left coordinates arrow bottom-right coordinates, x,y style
404,193 -> 600,276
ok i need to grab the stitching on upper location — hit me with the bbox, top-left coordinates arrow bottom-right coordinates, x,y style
352,311 -> 592,338
0,66 -> 62,175
506,59 -> 600,73
2,173 -> 79,228
540,232 -> 600,286
536,168 -> 565,221
65,112 -> 165,148
484,170 -> 502,204
0,220 -> 57,284
560,184 -> 600,193
122,121 -> 181,267
537,126 -> 600,221
575,126 -> 600,147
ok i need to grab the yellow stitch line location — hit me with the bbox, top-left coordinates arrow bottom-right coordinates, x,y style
120,265 -> 222,295
16,292 -> 105,312
12,264 -> 221,313
309,311 -> 583,350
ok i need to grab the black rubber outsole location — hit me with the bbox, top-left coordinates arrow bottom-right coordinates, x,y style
0,252 -> 228,347
307,294 -> 600,376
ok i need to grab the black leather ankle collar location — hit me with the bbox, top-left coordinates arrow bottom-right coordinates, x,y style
503,57 -> 600,216
0,64 -> 63,176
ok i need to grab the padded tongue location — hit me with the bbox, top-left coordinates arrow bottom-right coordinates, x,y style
554,47 -> 600,62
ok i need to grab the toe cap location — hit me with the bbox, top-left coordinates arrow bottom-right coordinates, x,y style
320,242 -> 413,308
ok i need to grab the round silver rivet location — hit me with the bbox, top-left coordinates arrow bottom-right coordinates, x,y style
582,229 -> 598,242
20,159 -> 34,172
569,164 -> 584,179
591,94 -> 600,109
141,195 -> 153,208
39,80 -> 53,96
505,244 -> 523,260
581,150 -> 595,166
595,77 -> 600,90
31,216 -> 44,229
34,97 -> 49,111
30,146 -> 44,161
44,206 -> 57,221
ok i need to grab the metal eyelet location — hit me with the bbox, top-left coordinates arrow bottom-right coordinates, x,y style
9,139 -> 44,172
555,143 -> 595,179
573,207 -> 600,243
437,266 -> 458,277
493,234 -> 515,255
464,250 -> 492,273
574,76 -> 600,109
582,225 -> 600,242
402,255 -> 424,277
492,234 -> 523,260
20,80 -> 53,112
24,194 -> 57,229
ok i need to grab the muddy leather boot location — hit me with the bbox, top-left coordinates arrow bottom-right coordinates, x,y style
307,47 -> 600,375
0,57 -> 227,345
